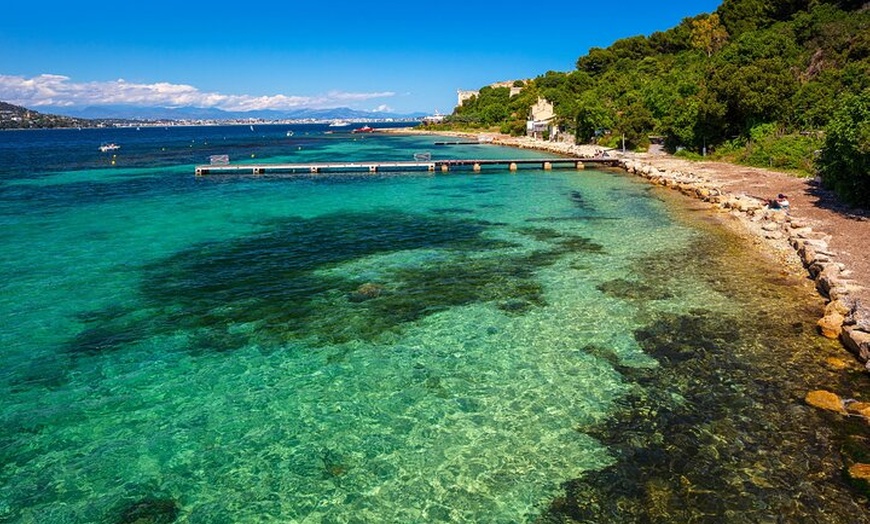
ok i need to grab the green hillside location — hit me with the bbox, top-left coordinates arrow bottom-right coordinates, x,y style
0,101 -> 94,129
445,0 -> 870,205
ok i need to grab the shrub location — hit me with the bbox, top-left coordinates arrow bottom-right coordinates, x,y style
817,89 -> 870,206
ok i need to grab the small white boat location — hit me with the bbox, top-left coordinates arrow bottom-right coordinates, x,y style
286,130 -> 294,137
99,143 -> 120,152
329,120 -> 350,127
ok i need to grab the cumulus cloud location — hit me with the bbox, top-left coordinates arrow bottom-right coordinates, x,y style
0,74 -> 396,111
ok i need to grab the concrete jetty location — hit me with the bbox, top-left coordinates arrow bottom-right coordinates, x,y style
194,157 -> 620,176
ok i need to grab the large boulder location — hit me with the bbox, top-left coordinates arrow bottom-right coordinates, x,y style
818,311 -> 845,339
841,327 -> 870,364
816,263 -> 843,298
848,304 -> 870,332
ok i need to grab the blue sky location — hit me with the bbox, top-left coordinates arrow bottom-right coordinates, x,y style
0,1 -> 722,115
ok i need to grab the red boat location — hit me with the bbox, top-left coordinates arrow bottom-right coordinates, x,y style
352,125 -> 374,133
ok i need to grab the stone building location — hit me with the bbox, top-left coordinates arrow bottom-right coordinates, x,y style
526,98 -> 558,140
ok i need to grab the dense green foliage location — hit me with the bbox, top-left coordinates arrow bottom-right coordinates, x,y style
817,89 -> 870,205
446,0 -> 870,203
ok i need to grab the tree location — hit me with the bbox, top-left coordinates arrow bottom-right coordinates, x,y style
615,102 -> 655,150
717,0 -> 770,36
574,92 -> 613,143
817,88 -> 870,205
576,47 -> 617,75
691,14 -> 729,57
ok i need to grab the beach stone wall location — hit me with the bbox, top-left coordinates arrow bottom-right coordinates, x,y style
618,158 -> 870,370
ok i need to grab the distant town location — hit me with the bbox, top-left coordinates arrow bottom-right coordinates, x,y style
0,100 -> 426,130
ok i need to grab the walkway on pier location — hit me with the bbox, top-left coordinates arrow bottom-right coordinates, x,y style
194,157 -> 620,176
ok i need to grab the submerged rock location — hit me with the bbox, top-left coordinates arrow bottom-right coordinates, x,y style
804,390 -> 847,415
846,401 -> 870,420
848,463 -> 870,481
347,282 -> 385,303
823,356 -> 849,371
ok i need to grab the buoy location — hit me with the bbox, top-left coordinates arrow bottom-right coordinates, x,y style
251,154 -> 255,158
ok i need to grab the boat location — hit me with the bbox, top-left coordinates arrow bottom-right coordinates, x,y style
352,125 -> 374,134
329,120 -> 350,127
99,143 -> 120,152
413,152 -> 432,161
286,130 -> 294,137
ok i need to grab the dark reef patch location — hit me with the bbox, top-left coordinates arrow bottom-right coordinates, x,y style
429,207 -> 476,215
541,306 -> 870,522
65,210 -> 602,353
568,190 -> 591,210
116,496 -> 180,524
597,278 -> 674,302
517,227 -> 605,256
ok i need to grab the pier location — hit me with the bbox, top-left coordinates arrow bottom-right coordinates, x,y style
194,157 -> 620,176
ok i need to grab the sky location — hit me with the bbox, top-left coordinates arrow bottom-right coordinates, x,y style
0,0 -> 722,116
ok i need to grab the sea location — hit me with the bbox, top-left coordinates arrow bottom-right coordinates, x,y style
1,124 -> 868,523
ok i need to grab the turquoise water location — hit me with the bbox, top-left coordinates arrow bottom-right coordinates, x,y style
1,125 -> 868,523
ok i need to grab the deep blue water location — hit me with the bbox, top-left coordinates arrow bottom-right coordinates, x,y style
1,124 -> 867,523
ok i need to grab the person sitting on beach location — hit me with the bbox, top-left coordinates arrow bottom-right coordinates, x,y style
769,193 -> 790,211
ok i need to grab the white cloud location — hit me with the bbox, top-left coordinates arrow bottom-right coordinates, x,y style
0,74 -> 396,111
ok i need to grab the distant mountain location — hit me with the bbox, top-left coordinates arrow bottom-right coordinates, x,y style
0,101 -> 96,129
50,105 -> 427,121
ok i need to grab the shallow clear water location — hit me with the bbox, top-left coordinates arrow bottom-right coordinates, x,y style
1,125 -> 867,523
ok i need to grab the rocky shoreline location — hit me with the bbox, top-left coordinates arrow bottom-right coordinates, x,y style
397,128 -> 870,493
414,130 -> 870,370
616,157 -> 870,366
479,132 -> 870,486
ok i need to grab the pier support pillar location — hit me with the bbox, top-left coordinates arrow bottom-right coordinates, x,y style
428,164 -> 435,172
441,164 -> 449,173
473,163 -> 481,173
576,161 -> 585,170
543,162 -> 552,170
369,165 -> 378,173
310,167 -> 319,174
195,167 -> 203,176
509,162 -> 518,172
254,167 -> 264,175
